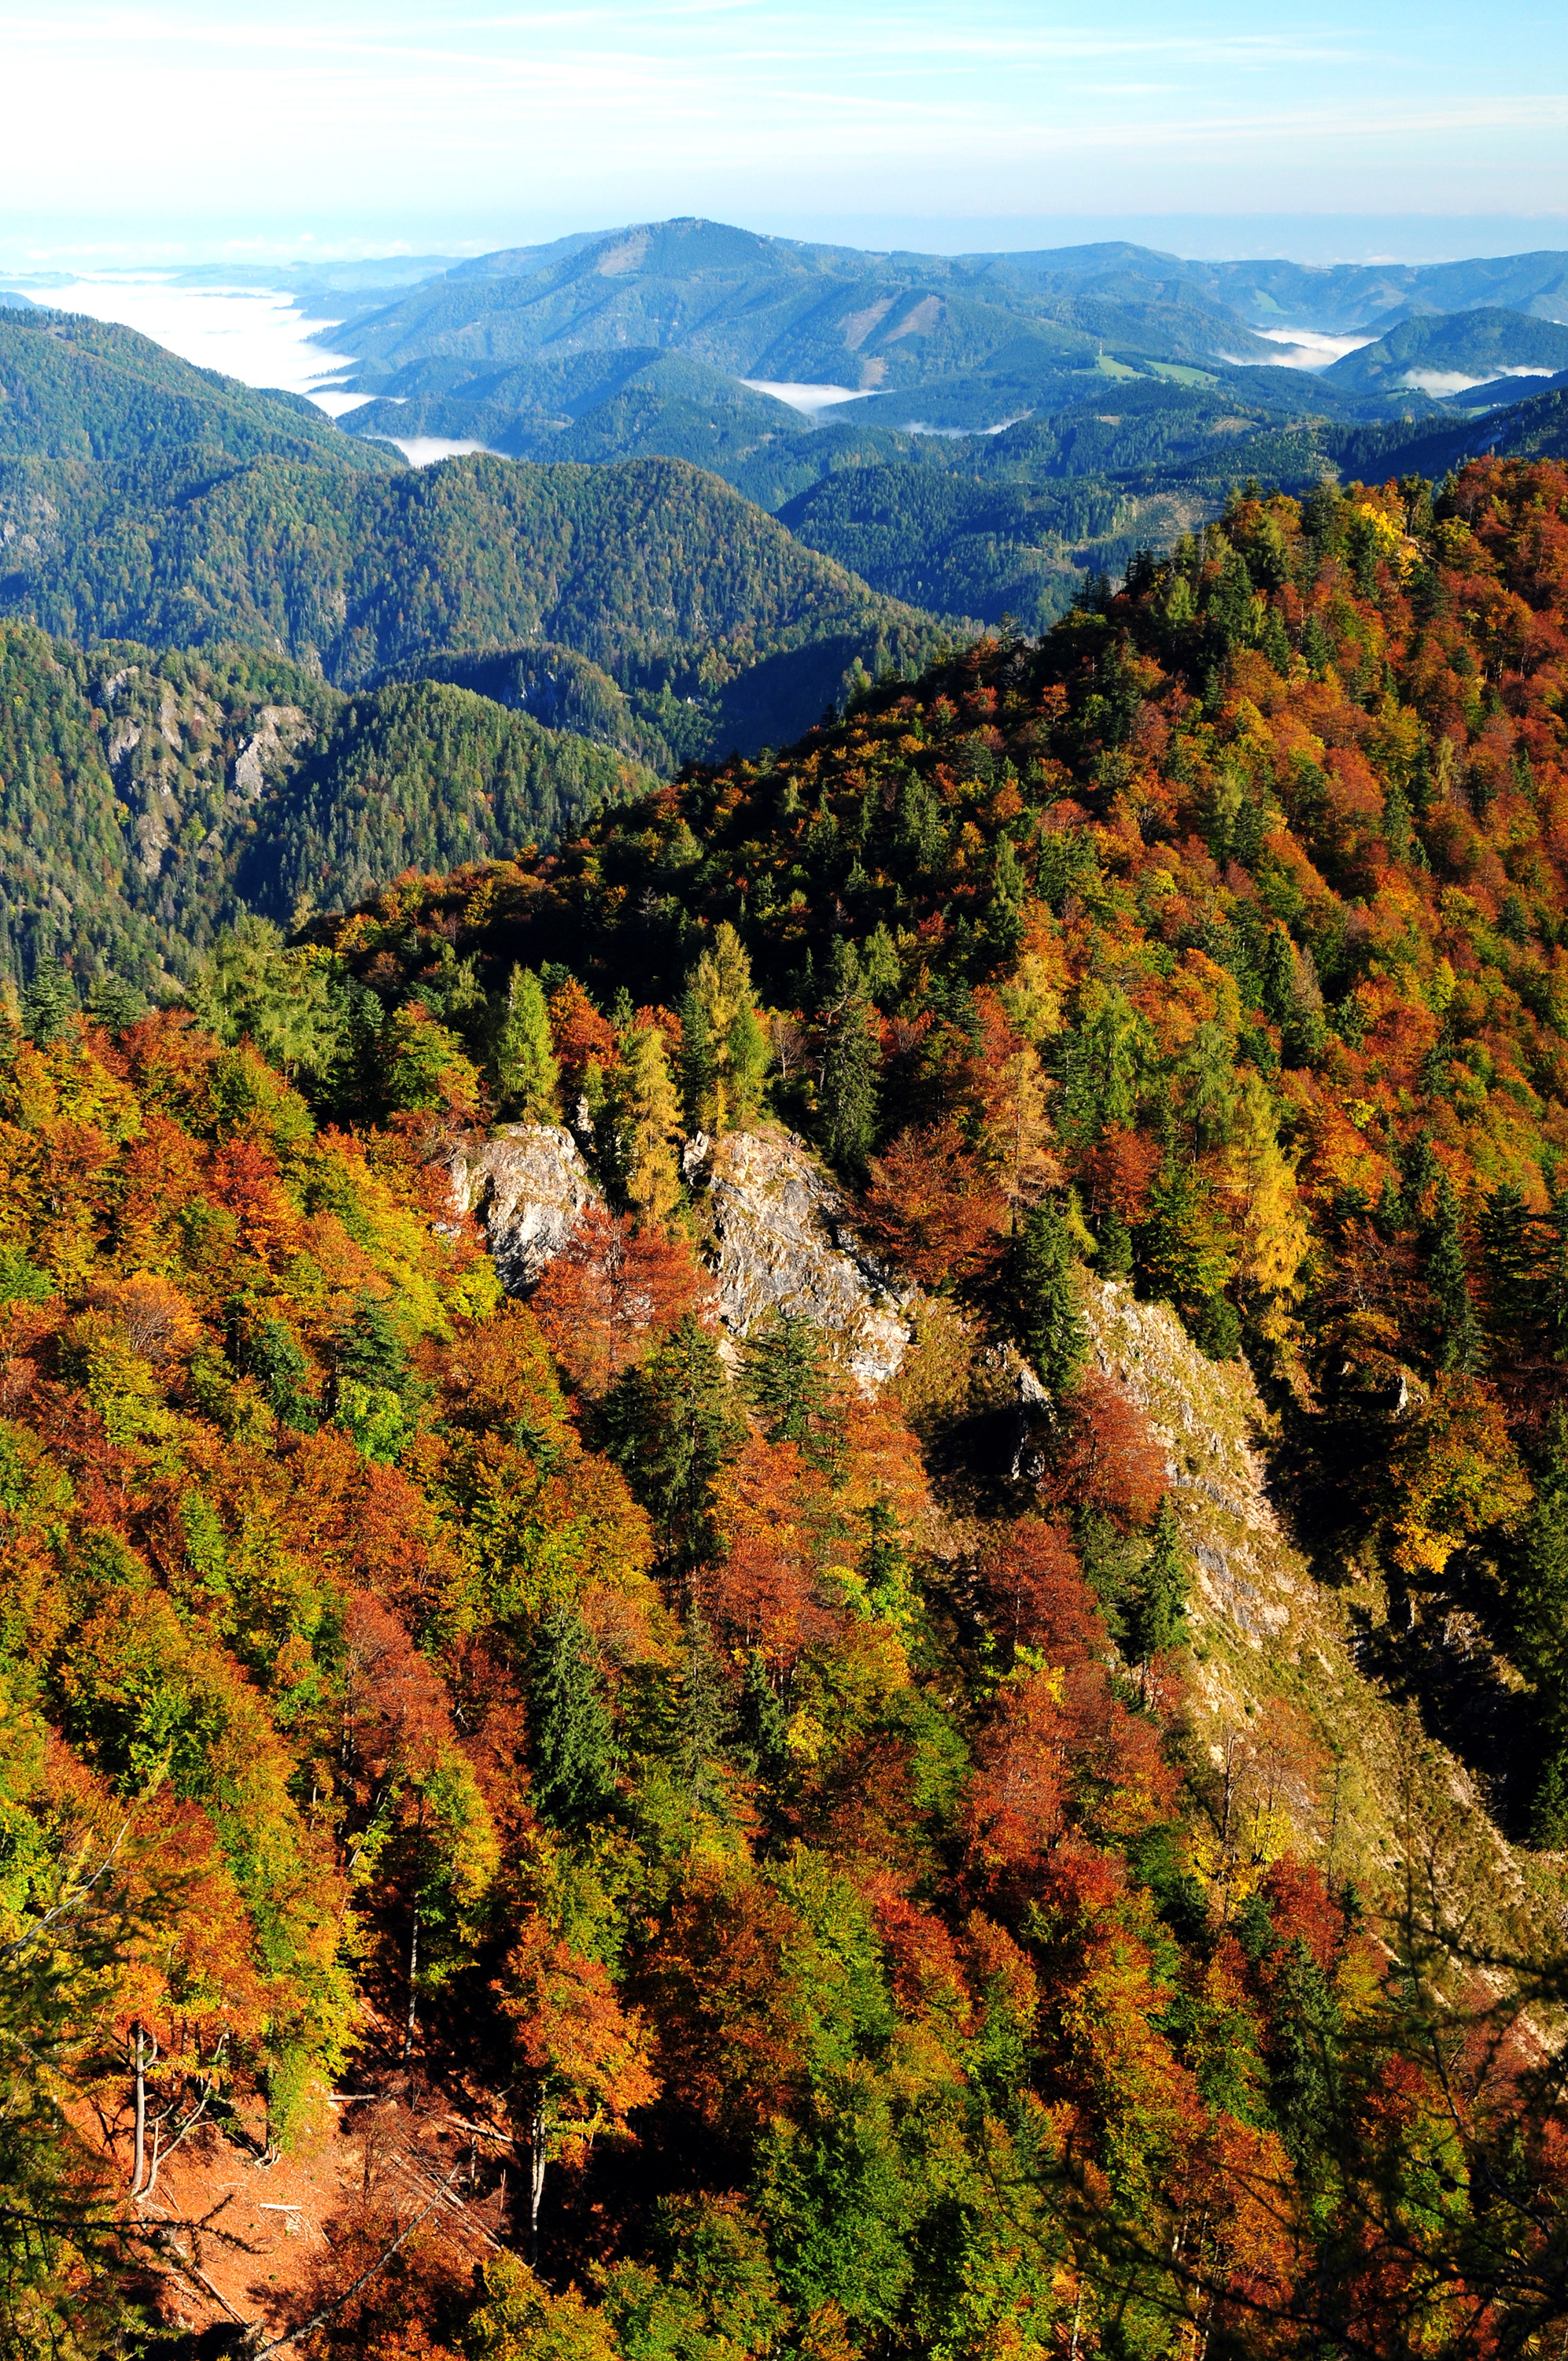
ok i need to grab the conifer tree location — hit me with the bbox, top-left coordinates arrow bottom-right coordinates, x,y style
736,1652 -> 791,1782
818,991 -> 880,1176
602,1313 -> 741,1575
1479,1182 -> 1537,1340
608,1021 -> 683,1225
20,957 -> 78,1047
742,1310 -> 839,1472
677,1607 -> 733,1816
494,964 -> 561,1122
529,1607 -> 618,1832
678,984 -> 717,1135
1510,1414 -> 1568,1843
1013,1199 -> 1090,1401
1427,1170 -> 1483,1373
1130,1495 -> 1189,1658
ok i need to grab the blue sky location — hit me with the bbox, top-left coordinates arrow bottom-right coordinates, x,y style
6,0 -> 1567,267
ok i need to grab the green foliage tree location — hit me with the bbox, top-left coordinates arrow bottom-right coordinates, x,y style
741,1310 -> 839,1471
529,1609 -> 620,1834
602,1313 -> 741,1576
1013,1199 -> 1090,1401
817,991 -> 881,1176
1128,1495 -> 1189,1659
677,984 -> 717,1135
493,963 -> 561,1121
1427,1170 -> 1484,1375
20,958 -> 78,1047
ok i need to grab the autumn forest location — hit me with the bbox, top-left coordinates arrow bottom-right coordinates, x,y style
8,453 -> 1568,2361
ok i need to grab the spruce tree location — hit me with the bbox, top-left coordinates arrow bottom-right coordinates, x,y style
493,964 -> 560,1122
678,983 -> 718,1135
249,1318 -> 319,1430
677,1607 -> 732,1815
20,958 -> 78,1047
736,1652 -> 791,1783
602,1313 -> 741,1575
1130,1495 -> 1189,1658
1510,1413 -> 1568,1843
1478,1182 -> 1536,1341
818,990 -> 880,1176
742,1310 -> 839,1471
1014,1199 -> 1090,1400
1426,1170 -> 1483,1373
529,1607 -> 618,1831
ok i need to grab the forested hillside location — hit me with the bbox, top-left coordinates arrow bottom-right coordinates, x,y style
0,310 -> 396,473
11,455 -> 1568,2356
0,628 -> 651,990
0,444 -> 952,759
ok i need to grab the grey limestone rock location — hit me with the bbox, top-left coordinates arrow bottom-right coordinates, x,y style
446,1123 -> 599,1293
689,1127 -> 913,1395
447,1120 -> 916,1395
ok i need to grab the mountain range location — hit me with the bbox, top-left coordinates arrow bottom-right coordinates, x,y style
8,451 -> 1568,2355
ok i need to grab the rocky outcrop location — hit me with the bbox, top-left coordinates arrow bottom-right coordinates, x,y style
447,1120 -> 914,1393
233,704 -> 310,799
446,1125 -> 598,1292
686,1126 -> 914,1393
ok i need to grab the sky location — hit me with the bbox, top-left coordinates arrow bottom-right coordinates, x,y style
2,1 -> 1567,269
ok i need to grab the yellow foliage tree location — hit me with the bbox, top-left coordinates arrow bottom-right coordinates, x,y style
1386,1376 -> 1531,1579
608,1022 -> 683,1225
1221,1072 -> 1310,1342
688,922 -> 769,1133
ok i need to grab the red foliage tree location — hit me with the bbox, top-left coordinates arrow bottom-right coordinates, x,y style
859,1115 -> 1008,1288
531,1206 -> 710,1396
1042,1369 -> 1167,1529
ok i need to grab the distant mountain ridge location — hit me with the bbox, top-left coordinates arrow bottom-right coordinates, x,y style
0,307 -> 955,767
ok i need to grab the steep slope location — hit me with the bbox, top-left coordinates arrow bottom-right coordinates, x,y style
0,625 -> 651,988
302,456 -> 1568,1854
12,460 -> 1568,2359
0,307 -> 398,471
0,448 -> 956,756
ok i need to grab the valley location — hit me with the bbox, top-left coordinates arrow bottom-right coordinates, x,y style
6,206 -> 1568,2360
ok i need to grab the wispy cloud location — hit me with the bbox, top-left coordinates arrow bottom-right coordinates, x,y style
0,0 -> 1562,259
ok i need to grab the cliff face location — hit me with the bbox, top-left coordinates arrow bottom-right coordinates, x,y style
684,1126 -> 914,1391
447,1118 -> 1555,1937
450,1119 -> 914,1387
446,1122 -> 597,1291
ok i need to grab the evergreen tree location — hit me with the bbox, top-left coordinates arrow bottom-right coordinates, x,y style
1013,1199 -> 1090,1400
85,971 -> 146,1033
1426,1171 -> 1483,1374
736,1651 -> 791,1783
249,1317 -> 319,1430
20,957 -> 78,1047
678,983 -> 718,1136
677,1607 -> 733,1816
742,1310 -> 840,1472
493,964 -> 560,1122
602,1313 -> 742,1575
334,1288 -> 409,1403
818,991 -> 880,1176
1261,603 -> 1292,676
1509,1413 -> 1568,1842
529,1607 -> 618,1832
1478,1181 -> 1537,1340
1130,1495 -> 1189,1658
